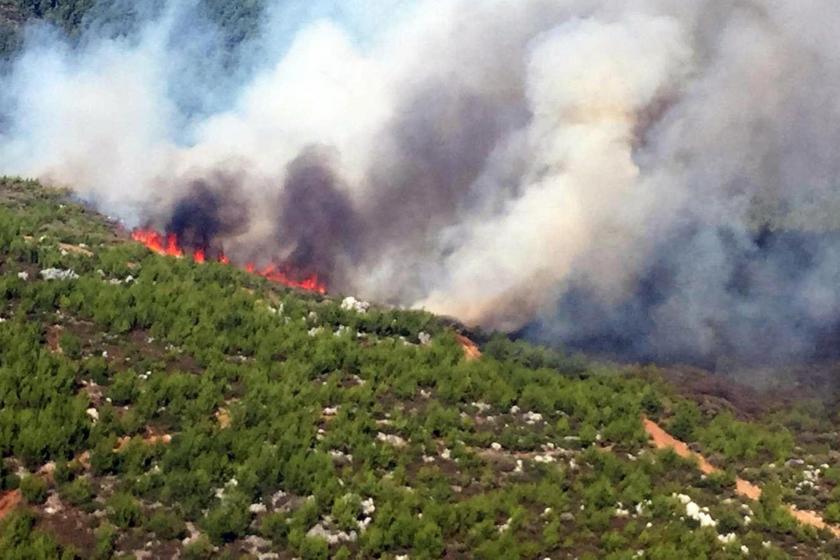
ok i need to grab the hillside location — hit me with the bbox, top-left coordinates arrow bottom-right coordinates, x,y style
2,176 -> 840,559
0,0 -> 264,60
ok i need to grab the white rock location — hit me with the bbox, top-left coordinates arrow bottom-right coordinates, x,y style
86,408 -> 99,422
524,411 -> 543,424
361,498 -> 376,516
673,493 -> 691,505
376,432 -> 407,448
472,401 -> 492,413
17,271 -> 28,280
44,493 -> 63,515
40,268 -> 79,281
307,523 -> 357,545
249,503 -> 267,514
490,442 -> 502,451
718,533 -> 736,544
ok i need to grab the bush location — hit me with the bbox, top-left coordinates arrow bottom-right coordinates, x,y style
201,496 -> 251,544
60,477 -> 94,508
260,512 -> 290,546
0,510 -> 69,558
182,536 -> 214,560
19,475 -> 48,504
59,332 -> 82,359
107,493 -> 142,529
668,401 -> 701,441
298,536 -> 329,560
92,523 -> 118,560
0,460 -> 19,491
109,371 -> 139,406
147,509 -> 187,540
824,503 -> 840,524
331,494 -> 362,532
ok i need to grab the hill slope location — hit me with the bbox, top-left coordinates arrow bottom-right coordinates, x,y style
1,177 -> 840,558
0,0 -> 264,60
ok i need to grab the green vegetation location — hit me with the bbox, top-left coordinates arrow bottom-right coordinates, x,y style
0,176 -> 839,558
0,0 -> 266,60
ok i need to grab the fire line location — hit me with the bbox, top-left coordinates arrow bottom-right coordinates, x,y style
131,228 -> 327,294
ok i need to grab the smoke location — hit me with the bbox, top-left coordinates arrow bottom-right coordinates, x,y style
3,0 -> 840,367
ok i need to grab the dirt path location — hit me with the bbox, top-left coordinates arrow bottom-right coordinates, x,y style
643,417 -> 840,537
0,489 -> 22,521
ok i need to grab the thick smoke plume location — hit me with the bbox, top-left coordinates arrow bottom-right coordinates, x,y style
3,0 -> 840,367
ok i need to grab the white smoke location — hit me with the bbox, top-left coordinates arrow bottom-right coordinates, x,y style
3,0 -> 840,365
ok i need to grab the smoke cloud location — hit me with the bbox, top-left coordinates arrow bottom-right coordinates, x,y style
3,0 -> 840,367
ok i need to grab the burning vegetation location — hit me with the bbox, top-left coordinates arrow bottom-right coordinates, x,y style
131,228 -> 327,294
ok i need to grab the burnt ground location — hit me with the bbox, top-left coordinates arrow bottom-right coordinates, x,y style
652,361 -> 840,420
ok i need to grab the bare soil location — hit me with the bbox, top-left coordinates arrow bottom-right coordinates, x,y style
456,334 -> 481,361
643,417 -> 840,537
0,489 -> 21,520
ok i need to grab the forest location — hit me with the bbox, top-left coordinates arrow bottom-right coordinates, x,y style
0,0 -> 264,59
1,178 -> 840,558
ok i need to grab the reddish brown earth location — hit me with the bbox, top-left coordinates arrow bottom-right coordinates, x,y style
0,489 -> 22,521
114,432 -> 172,451
643,417 -> 840,537
456,333 -> 481,361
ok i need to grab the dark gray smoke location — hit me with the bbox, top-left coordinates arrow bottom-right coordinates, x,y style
3,0 -> 840,367
276,147 -> 360,284
166,176 -> 250,256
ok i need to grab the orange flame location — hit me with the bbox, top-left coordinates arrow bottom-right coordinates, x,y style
131,228 -> 326,294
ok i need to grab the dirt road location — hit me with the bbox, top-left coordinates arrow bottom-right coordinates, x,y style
643,417 -> 840,536
0,489 -> 21,521
455,333 -> 481,361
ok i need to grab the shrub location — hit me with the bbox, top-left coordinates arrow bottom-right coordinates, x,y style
298,536 -> 329,560
182,535 -> 214,560
668,401 -> 701,442
147,509 -> 187,540
92,523 -> 118,560
61,477 -> 94,508
107,493 -> 142,529
260,512 -> 290,546
824,503 -> 840,524
19,475 -> 48,504
59,332 -> 82,359
109,370 -> 138,406
201,496 -> 251,544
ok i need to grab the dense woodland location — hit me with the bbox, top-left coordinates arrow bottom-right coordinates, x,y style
0,0 -> 264,60
2,179 -> 840,559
